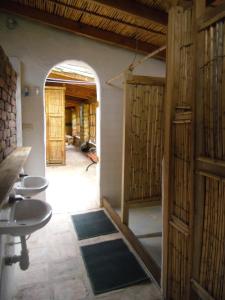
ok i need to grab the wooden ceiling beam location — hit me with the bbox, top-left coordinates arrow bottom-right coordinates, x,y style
48,71 -> 94,82
65,84 -> 96,99
45,82 -> 96,100
86,0 -> 168,26
0,0 -> 165,58
66,95 -> 97,105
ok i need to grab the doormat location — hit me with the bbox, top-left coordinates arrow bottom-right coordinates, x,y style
80,239 -> 149,295
71,210 -> 118,240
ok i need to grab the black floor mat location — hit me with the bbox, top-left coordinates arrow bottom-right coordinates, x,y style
80,239 -> 149,295
71,210 -> 118,240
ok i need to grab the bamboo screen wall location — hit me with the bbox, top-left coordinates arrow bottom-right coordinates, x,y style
198,176 -> 225,299
89,103 -> 97,144
165,6 -> 194,300
200,21 -> 225,160
122,74 -> 164,224
192,10 -> 225,300
165,2 -> 225,300
72,103 -> 97,144
72,105 -> 80,139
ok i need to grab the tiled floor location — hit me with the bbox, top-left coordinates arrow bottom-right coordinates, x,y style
117,207 -> 162,268
45,146 -> 99,213
13,147 -> 162,300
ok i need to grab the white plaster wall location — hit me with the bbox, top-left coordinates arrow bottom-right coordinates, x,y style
0,13 -> 165,207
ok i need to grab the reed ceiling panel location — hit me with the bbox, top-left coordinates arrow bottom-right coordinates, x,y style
9,0 -> 167,51
136,0 -> 168,12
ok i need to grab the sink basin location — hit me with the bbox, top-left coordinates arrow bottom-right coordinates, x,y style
13,176 -> 49,197
0,199 -> 52,236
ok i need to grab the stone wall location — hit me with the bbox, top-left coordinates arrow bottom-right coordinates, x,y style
0,46 -> 17,162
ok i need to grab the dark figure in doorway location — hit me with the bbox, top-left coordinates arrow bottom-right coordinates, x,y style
80,141 -> 92,152
80,142 -> 97,171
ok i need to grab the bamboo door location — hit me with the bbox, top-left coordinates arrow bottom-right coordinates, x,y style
45,86 -> 66,165
121,74 -> 165,225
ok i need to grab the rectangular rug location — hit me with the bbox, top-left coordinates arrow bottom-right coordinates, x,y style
80,239 -> 149,294
71,210 -> 118,240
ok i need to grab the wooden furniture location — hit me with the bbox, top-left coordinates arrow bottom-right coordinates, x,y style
45,86 -> 66,165
0,147 -> 31,208
85,151 -> 98,171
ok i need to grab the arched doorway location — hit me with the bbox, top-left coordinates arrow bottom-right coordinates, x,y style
43,60 -> 100,213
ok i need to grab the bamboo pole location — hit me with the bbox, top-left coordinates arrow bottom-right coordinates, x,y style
222,22 -> 225,159
106,45 -> 166,86
220,184 -> 225,299
209,26 -> 215,158
214,180 -> 221,298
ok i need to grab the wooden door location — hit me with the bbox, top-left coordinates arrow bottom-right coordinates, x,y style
45,86 -> 65,165
121,74 -> 165,225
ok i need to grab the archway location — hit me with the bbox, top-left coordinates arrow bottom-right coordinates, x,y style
43,60 -> 101,213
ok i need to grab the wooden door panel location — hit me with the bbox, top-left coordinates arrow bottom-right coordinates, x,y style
48,141 -> 64,163
48,116 -> 64,139
45,87 -> 65,165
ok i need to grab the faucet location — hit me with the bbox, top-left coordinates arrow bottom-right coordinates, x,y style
19,173 -> 28,179
8,194 -> 24,204
8,172 -> 29,204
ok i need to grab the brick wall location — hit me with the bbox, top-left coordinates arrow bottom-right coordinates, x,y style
0,46 -> 17,163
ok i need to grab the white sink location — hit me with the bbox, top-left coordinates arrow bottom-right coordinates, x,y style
13,176 -> 49,197
0,199 -> 52,236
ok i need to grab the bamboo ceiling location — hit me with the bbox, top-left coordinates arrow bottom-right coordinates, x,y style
0,0 -> 167,59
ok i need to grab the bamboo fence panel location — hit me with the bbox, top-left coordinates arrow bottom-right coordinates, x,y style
72,105 -> 81,138
89,103 -> 97,143
81,104 -> 90,142
168,225 -> 190,300
166,3 -> 225,300
172,119 -> 192,225
126,82 -> 164,205
200,20 -> 225,160
199,175 -> 225,300
175,7 -> 194,109
72,110 -> 77,137
166,6 -> 194,300
195,17 -> 225,300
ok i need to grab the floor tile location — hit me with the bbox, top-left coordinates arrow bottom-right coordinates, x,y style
14,147 -> 162,300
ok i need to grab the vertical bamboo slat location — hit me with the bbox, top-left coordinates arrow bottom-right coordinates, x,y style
122,77 -> 165,209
